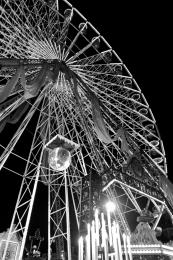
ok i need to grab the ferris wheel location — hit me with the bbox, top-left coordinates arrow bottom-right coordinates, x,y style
0,0 -> 172,259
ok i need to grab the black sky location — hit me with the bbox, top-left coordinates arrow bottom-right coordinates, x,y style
70,0 -> 172,177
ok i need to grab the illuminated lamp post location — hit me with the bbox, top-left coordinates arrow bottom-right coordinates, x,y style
105,201 -> 116,247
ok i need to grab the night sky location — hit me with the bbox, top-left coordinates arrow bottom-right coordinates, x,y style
71,0 -> 172,178
0,0 -> 172,254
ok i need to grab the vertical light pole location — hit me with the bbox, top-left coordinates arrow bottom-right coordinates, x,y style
112,221 -> 118,260
116,223 -> 123,260
86,223 -> 91,260
91,220 -> 96,260
123,233 -> 128,260
48,169 -> 51,260
105,201 -> 116,247
78,236 -> 83,260
65,170 -> 72,260
101,213 -> 108,260
95,209 -> 100,246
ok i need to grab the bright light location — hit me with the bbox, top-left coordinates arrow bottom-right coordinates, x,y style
105,201 -> 116,212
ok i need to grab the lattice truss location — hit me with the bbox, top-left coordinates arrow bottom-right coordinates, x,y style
104,181 -> 172,235
0,0 -> 169,259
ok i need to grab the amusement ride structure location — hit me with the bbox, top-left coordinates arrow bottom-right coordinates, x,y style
0,0 -> 173,259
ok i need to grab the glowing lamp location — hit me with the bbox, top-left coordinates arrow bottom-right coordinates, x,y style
105,201 -> 116,212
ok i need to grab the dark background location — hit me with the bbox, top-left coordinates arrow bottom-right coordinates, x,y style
70,0 -> 172,178
0,0 -> 172,254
